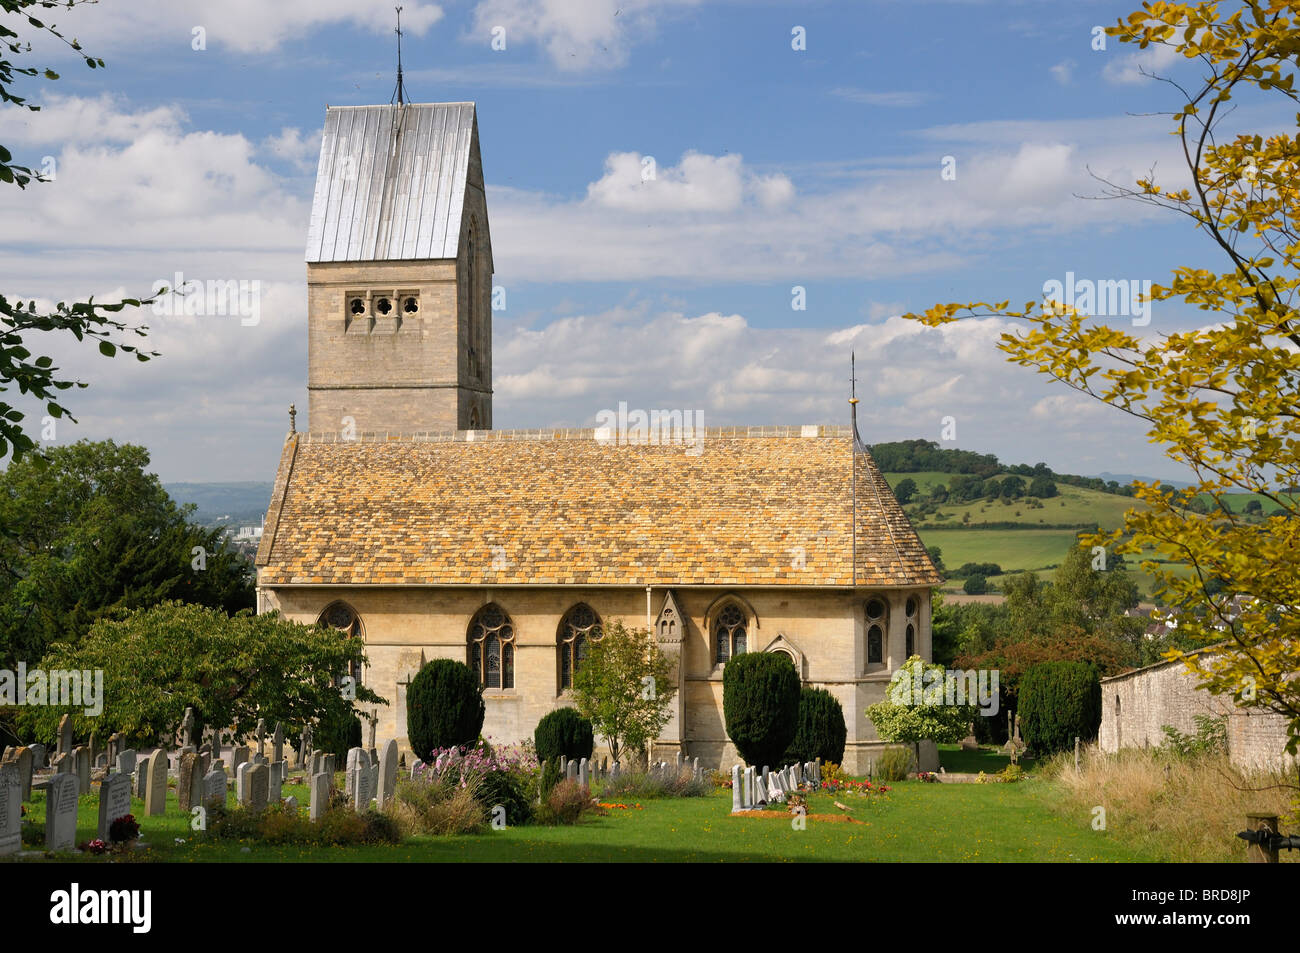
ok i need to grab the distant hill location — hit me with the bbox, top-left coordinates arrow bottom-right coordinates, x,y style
165,482 -> 273,525
1090,471 -> 1195,489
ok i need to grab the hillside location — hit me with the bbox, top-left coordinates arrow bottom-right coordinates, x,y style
164,481 -> 273,526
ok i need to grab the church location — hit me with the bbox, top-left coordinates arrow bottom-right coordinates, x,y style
254,100 -> 942,774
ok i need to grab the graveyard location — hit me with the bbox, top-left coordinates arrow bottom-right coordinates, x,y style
0,714 -> 1163,863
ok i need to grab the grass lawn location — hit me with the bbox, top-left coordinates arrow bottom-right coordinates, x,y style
9,763 -> 1156,863
918,528 -> 1085,575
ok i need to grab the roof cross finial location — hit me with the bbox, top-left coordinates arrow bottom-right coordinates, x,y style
391,6 -> 409,106
849,352 -> 859,406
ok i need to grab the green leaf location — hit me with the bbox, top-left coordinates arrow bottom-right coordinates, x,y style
98,340 -> 116,357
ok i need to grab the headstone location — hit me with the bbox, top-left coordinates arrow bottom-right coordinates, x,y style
244,763 -> 269,812
377,740 -> 398,810
4,747 -> 33,802
73,746 -> 91,794
272,723 -> 284,764
230,745 -> 249,780
106,732 -> 122,767
730,765 -> 742,813
300,722 -> 313,771
352,761 -> 374,813
52,752 -> 71,776
566,760 -> 578,782
177,752 -> 202,812
203,767 -> 227,811
114,750 -> 135,784
324,753 -> 336,775
0,763 -> 20,855
96,772 -> 133,841
88,728 -> 98,767
743,766 -> 754,809
755,775 -> 768,805
310,773 -> 331,821
179,707 -> 196,748
29,743 -> 46,769
199,750 -> 211,776
611,761 -> 620,779
559,756 -> 568,775
134,761 -> 147,798
578,758 -> 589,788
762,765 -> 770,791
236,762 -> 253,804
674,751 -> 682,772
268,761 -> 283,804
255,717 -> 266,759
57,714 -> 73,758
45,773 -> 79,850
283,795 -> 298,815
145,749 -> 168,816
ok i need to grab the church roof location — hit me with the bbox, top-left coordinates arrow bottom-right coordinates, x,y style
305,102 -> 480,263
255,427 -> 942,589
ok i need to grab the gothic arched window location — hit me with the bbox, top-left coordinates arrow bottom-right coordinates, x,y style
713,602 -> 748,665
865,596 -> 887,667
469,603 -> 515,690
905,595 -> 919,659
559,604 -> 601,691
319,602 -> 364,684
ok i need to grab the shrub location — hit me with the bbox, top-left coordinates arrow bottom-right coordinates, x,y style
874,746 -> 916,781
315,705 -> 362,762
478,768 -> 534,826
1018,660 -> 1101,755
1159,714 -> 1227,757
784,687 -> 847,766
392,778 -> 485,837
406,659 -> 486,762
963,573 -> 989,595
539,757 -> 563,798
536,779 -> 600,826
600,767 -> 711,800
722,651 -> 801,769
534,707 -> 594,764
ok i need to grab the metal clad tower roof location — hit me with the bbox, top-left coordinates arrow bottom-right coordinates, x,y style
305,102 -> 478,263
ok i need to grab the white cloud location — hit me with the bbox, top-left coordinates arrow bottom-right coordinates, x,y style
1050,59 -> 1075,85
1102,41 -> 1180,85
261,128 -> 324,173
469,0 -> 703,70
585,150 -> 794,213
832,89 -> 931,108
3,0 -> 445,54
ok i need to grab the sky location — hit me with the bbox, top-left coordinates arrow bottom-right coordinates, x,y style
0,0 -> 1287,483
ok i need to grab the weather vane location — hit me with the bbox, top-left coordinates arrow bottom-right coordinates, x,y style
391,6 -> 409,106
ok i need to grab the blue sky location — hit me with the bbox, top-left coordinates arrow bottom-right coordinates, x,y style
0,0 -> 1287,482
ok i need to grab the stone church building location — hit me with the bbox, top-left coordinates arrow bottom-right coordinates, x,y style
255,101 -> 941,774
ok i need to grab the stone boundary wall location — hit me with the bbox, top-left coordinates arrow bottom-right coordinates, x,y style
1100,653 -> 1295,774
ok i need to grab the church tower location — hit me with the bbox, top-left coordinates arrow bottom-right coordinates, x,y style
304,102 -> 493,433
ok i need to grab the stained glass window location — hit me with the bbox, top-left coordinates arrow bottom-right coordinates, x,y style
559,604 -> 601,690
715,603 -> 748,664
470,603 -> 515,690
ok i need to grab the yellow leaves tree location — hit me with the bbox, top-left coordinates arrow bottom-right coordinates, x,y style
903,1 -> 1300,766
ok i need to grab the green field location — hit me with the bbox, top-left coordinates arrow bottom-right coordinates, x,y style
8,758 -> 1156,863
919,528 -> 1085,575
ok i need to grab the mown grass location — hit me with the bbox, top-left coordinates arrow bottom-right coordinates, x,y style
8,765 -> 1158,863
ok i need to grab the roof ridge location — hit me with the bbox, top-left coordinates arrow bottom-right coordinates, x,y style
296,425 -> 854,443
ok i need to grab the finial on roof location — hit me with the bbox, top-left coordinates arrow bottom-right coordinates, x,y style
848,352 -> 865,453
391,6 -> 410,106
289,404 -> 297,434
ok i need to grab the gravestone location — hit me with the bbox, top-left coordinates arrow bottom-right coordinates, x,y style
377,740 -> 398,810
73,746 -> 91,795
106,732 -> 122,767
730,765 -> 742,813
114,745 -> 135,778
353,761 -> 374,813
45,772 -> 79,850
755,775 -> 768,805
0,763 -> 20,855
96,772 -> 132,841
236,762 -> 253,804
578,757 -> 589,788
309,773 -> 330,821
565,760 -> 578,782
134,761 -> 147,799
177,752 -> 202,812
255,718 -> 266,759
268,761 -> 283,804
272,723 -> 284,765
179,707 -> 195,749
762,765 -> 770,791
51,752 -> 70,776
229,746 -> 249,780
611,761 -> 620,780
88,729 -> 98,768
199,750 -> 211,776
144,749 -> 168,816
245,763 -> 269,812
283,795 -> 298,815
4,747 -> 33,802
203,767 -> 227,812
57,714 -> 73,758
28,743 -> 46,769
299,722 -> 313,771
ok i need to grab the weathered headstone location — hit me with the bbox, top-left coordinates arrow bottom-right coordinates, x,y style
255,718 -> 266,759
244,763 -> 269,812
755,775 -> 768,805
179,707 -> 195,748
4,747 -> 33,802
176,751 -> 202,812
0,763 -> 21,855
106,732 -> 122,767
353,762 -> 374,813
203,766 -> 227,812
283,794 -> 298,815
134,761 -> 147,798
236,761 -> 252,804
309,772 -> 330,821
565,760 -> 578,782
28,743 -> 46,769
229,745 -> 249,780
45,772 -> 79,850
144,749 -> 168,816
57,714 -> 73,758
578,757 -> 589,788
272,723 -> 284,764
73,746 -> 91,795
268,760 -> 283,804
96,772 -> 133,841
730,765 -> 742,813
377,740 -> 398,810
